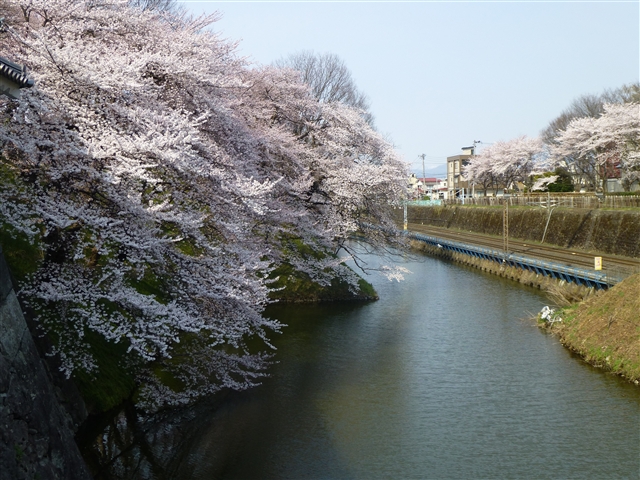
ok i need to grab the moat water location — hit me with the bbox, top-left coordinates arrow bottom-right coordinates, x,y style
87,250 -> 640,479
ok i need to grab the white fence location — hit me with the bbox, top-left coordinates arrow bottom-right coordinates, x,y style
444,194 -> 640,209
407,200 -> 443,207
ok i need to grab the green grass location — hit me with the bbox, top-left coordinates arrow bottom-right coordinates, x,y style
559,304 -> 579,325
357,278 -> 378,298
127,267 -> 172,303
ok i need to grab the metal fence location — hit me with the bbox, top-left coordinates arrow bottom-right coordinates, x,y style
443,194 -> 640,209
408,231 -> 634,288
407,200 -> 443,207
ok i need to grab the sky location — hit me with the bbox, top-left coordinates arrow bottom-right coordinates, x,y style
179,0 -> 639,177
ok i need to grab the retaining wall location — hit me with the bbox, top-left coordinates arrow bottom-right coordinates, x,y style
0,249 -> 90,479
406,206 -> 640,258
410,239 -> 595,299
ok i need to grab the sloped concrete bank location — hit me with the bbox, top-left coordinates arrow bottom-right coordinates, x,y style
407,206 -> 640,258
0,250 -> 90,479
410,240 -> 595,301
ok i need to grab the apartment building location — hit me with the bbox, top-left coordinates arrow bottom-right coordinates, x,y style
446,146 -> 474,198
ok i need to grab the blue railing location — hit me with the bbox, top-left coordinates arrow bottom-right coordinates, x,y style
408,231 -> 620,289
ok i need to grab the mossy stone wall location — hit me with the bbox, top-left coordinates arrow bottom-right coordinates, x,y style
0,250 -> 90,479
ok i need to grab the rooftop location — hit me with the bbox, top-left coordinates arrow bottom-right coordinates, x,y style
0,56 -> 34,99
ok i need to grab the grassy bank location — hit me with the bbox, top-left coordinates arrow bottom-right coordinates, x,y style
267,236 -> 378,303
541,273 -> 640,384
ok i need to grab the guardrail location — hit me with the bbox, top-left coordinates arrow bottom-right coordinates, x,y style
408,231 -> 622,289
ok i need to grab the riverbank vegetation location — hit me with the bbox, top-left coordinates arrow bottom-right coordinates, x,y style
541,273 -> 640,384
0,0 -> 407,411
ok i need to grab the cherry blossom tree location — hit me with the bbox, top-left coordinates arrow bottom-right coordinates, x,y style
129,0 -> 180,13
464,136 -> 547,194
552,103 -> 640,191
541,83 -> 640,145
542,84 -> 640,191
463,153 -> 496,196
0,0 -> 407,409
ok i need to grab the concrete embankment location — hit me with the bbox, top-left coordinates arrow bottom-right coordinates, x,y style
409,239 -> 595,301
407,206 -> 640,258
0,250 -> 90,479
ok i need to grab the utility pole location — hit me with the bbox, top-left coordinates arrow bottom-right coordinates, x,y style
404,201 -> 407,230
419,154 -> 426,182
471,141 -> 481,202
503,198 -> 509,260
541,191 -> 561,244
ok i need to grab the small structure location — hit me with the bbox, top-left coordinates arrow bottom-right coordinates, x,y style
407,173 -> 423,196
434,179 -> 448,199
417,177 -> 447,198
447,146 -> 474,199
0,55 -> 34,100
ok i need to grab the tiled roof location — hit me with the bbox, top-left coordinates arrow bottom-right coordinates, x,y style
0,56 -> 34,89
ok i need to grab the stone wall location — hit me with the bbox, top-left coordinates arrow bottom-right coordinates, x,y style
0,249 -> 90,479
406,206 -> 640,258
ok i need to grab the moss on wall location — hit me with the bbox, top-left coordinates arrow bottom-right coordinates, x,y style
267,262 -> 378,303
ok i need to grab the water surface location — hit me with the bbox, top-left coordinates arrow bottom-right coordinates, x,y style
88,252 -> 640,479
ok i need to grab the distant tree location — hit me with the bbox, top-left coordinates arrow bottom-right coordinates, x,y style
541,83 -> 640,145
552,102 -> 640,192
547,168 -> 575,192
540,84 -> 640,192
275,51 -> 374,125
464,136 -> 547,194
464,153 -> 496,196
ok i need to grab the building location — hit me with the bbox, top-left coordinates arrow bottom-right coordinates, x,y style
416,177 -> 448,198
447,146 -> 474,199
408,175 -> 448,198
407,173 -> 422,195
0,56 -> 34,100
433,178 -> 448,199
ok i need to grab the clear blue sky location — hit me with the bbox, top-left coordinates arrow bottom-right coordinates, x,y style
180,1 -> 639,177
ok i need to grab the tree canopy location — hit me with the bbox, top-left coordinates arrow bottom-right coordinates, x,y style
541,83 -> 640,145
275,51 -> 374,125
466,84 -> 640,195
464,136 -> 547,195
0,0 -> 407,409
551,102 -> 640,191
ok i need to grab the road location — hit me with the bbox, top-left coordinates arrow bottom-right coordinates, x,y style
406,223 -> 640,277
